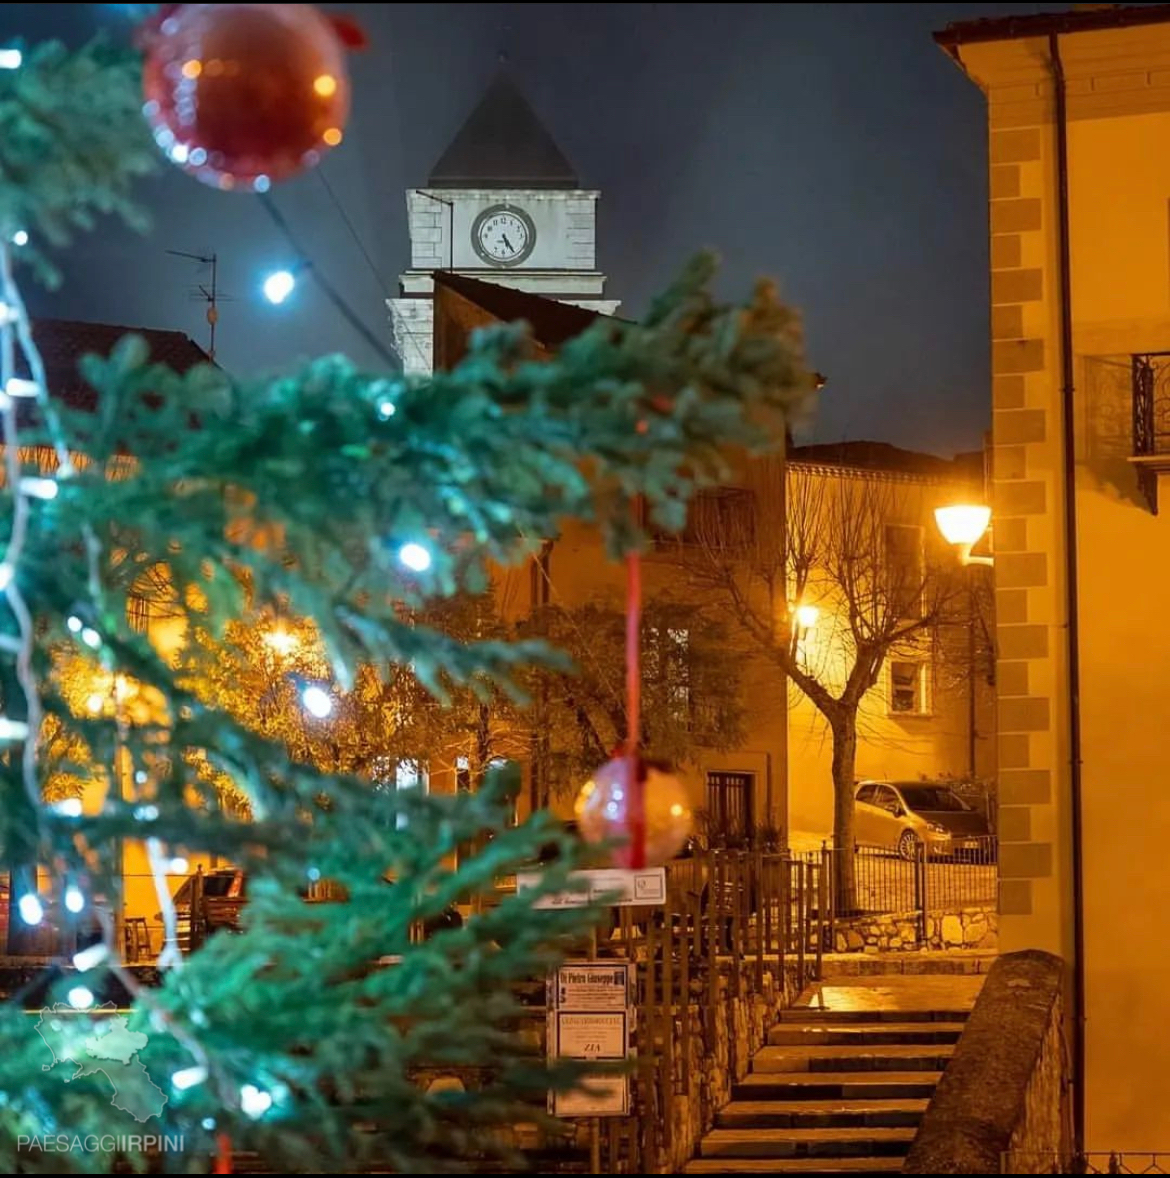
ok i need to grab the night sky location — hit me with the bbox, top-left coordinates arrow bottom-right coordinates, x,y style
5,3 -> 1070,456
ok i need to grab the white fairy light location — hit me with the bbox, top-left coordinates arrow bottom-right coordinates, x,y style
0,48 -> 22,70
19,476 -> 58,500
73,942 -> 108,972
17,892 -> 43,926
201,1117 -> 216,1131
81,626 -> 101,649
301,684 -> 333,719
134,803 -> 159,821
0,561 -> 13,590
240,1084 -> 273,1119
67,986 -> 95,1010
67,615 -> 83,634
11,230 -> 27,247
172,1065 -> 208,1091
5,377 -> 39,397
0,717 -> 29,740
64,885 -> 85,914
85,692 -> 104,715
52,797 -> 82,817
134,769 -> 148,785
377,397 -> 396,420
398,542 -> 432,573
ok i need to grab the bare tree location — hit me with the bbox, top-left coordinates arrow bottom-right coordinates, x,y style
680,461 -> 964,911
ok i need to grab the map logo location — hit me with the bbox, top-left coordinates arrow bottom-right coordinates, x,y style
36,1003 -> 168,1123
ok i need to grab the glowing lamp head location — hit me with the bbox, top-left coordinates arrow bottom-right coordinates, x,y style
262,269 -> 297,305
935,504 -> 992,548
67,986 -> 94,1010
795,603 -> 820,630
17,892 -> 43,926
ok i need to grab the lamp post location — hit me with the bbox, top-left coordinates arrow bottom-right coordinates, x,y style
934,504 -> 993,778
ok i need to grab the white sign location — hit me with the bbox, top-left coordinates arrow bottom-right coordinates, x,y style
551,962 -> 633,1012
556,1012 -> 627,1059
518,866 -> 667,909
552,1074 -> 629,1118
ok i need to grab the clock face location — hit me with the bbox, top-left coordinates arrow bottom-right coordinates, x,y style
471,205 -> 537,268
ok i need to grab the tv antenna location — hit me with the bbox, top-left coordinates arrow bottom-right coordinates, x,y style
166,249 -> 231,361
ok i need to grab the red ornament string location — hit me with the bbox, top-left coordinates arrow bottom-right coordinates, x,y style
213,1133 -> 233,1174
625,549 -> 645,869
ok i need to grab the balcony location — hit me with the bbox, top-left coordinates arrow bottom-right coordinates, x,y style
1131,352 -> 1170,512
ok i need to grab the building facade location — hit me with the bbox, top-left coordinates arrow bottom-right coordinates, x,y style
938,4 -> 1170,1151
388,74 -> 620,376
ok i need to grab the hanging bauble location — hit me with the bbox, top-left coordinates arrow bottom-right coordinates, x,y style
575,756 -> 694,868
141,4 -> 352,191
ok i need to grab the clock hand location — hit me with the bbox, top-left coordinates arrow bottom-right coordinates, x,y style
501,233 -> 515,253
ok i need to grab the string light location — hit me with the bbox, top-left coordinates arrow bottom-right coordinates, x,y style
398,542 -> 431,573
172,1065 -> 208,1091
66,615 -> 83,634
5,377 -> 39,397
0,48 -> 22,70
81,626 -> 101,649
0,717 -> 29,740
134,803 -> 159,821
19,476 -> 58,500
64,885 -> 85,913
17,892 -> 44,926
377,397 -> 396,420
11,230 -> 27,247
262,269 -> 296,305
301,684 -> 333,718
240,1083 -> 273,1119
86,692 -> 104,715
52,797 -> 82,817
73,942 -> 108,972
67,986 -> 95,1011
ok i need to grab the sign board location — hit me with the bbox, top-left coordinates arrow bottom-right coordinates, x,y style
518,866 -> 667,909
548,960 -> 634,1118
552,1074 -> 629,1118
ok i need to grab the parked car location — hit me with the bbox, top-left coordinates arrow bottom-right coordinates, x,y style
853,781 -> 994,860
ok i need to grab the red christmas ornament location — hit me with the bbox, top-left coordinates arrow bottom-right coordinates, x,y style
142,4 -> 352,191
575,757 -> 694,869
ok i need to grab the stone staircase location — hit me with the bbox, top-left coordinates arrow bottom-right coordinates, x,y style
683,1004 -> 969,1174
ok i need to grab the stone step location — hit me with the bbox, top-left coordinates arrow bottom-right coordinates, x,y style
778,1007 -> 969,1024
684,1156 -> 906,1174
734,1071 -> 941,1102
768,1021 -> 965,1047
753,1044 -> 955,1073
700,1127 -> 916,1159
717,1098 -> 927,1130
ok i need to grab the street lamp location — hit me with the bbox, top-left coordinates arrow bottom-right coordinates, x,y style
794,603 -> 820,630
934,504 -> 993,567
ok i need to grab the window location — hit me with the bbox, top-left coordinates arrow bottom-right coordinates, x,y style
652,487 -> 757,548
884,524 -> 924,617
873,785 -> 901,814
856,783 -> 878,804
889,661 -> 929,715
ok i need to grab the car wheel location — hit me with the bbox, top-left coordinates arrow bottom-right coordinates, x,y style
897,829 -> 920,861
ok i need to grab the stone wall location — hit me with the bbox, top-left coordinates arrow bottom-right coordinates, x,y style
833,905 -> 998,953
903,949 -> 1068,1174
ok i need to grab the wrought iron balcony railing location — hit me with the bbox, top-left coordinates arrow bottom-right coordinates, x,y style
1131,351 -> 1170,512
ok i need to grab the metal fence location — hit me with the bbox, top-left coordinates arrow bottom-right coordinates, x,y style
1006,1154 -> 1170,1174
813,837 -> 997,939
592,848 -> 824,1173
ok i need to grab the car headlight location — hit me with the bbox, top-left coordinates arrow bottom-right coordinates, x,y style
926,822 -> 950,836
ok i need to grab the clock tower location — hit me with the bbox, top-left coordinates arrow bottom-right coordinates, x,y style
388,74 -> 620,375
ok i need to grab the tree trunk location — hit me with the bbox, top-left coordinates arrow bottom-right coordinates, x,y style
830,711 -> 859,916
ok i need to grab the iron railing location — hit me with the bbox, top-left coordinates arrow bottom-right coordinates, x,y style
1006,1154 -> 1170,1174
1131,351 -> 1170,512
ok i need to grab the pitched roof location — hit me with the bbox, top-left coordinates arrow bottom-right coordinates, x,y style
29,319 -> 210,411
428,73 -> 579,190
789,440 -> 982,482
935,4 -> 1170,49
434,271 -> 616,351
